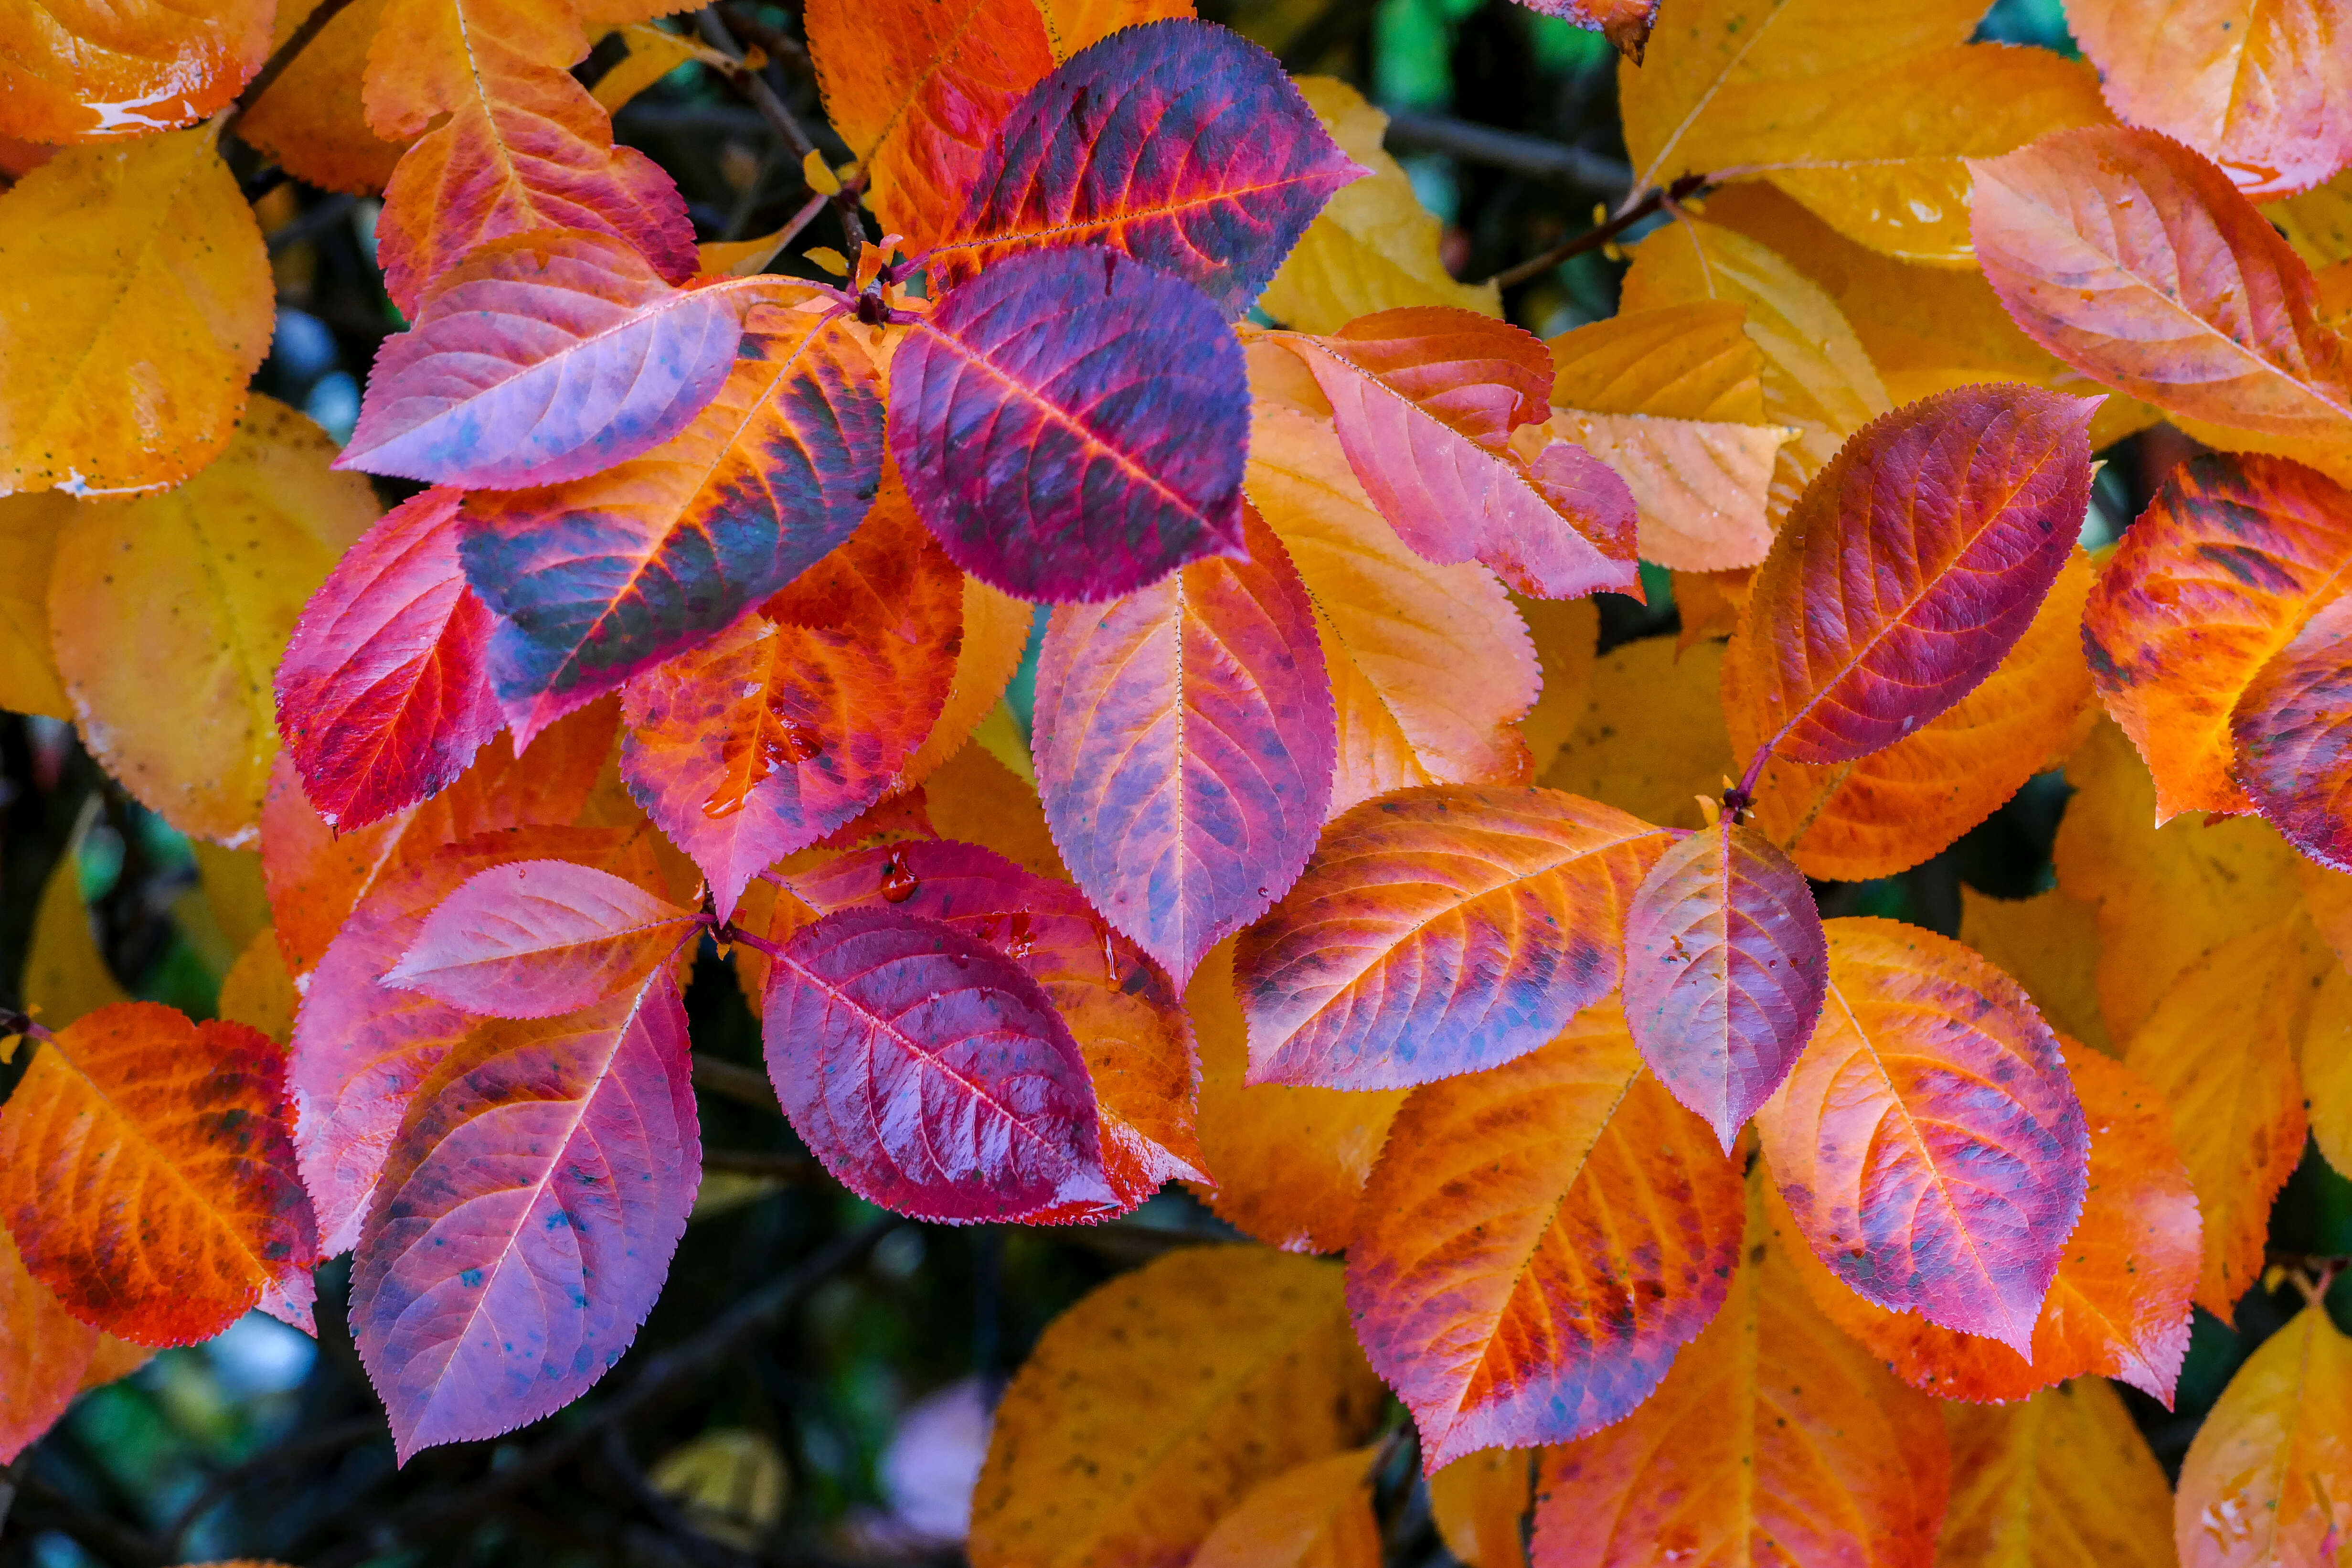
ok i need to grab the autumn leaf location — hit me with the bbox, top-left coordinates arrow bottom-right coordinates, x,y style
968,1246 -> 1385,1568
1348,997 -> 1745,1464
2233,590 -> 2352,869
1540,636 -> 1736,832
0,0 -> 270,140
0,1003 -> 317,1346
1192,1448 -> 1381,1568
1958,885 -> 2113,1059
0,494 -> 69,719
383,860 -> 699,1017
238,0 -> 409,194
1030,0 -> 1194,58
23,813 -> 130,1031
1428,1450 -> 1533,1568
928,21 -> 1362,318
351,969 -> 698,1459
1756,918 -> 2090,1353
1238,785 -> 1674,1089
2173,1303 -> 2352,1568
0,1226 -> 97,1463
1938,1380 -> 2178,1568
0,124 -> 271,496
901,573 -> 1035,787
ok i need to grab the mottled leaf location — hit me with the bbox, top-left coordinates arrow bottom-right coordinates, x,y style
352,970 -> 697,1459
340,230 -> 759,490
930,21 -> 1362,318
0,1003 -> 316,1346
888,245 -> 1250,602
1756,917 -> 2090,1354
1521,0 -> 1656,60
2234,592 -> 2352,869
761,907 -> 1114,1223
277,488 -> 502,831
1238,785 -> 1675,1089
1623,816 -> 1827,1149
0,0 -> 269,140
1349,998 -> 1744,1464
1726,385 -> 2095,770
2174,1304 -> 2352,1568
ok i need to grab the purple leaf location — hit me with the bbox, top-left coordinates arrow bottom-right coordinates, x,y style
383,861 -> 700,1019
2234,592 -> 2352,873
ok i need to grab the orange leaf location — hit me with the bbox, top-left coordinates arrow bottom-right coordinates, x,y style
238,0 -> 409,195
1756,918 -> 2089,1354
968,1247 -> 1384,1568
2304,962 -> 2352,1180
1546,299 -> 1766,425
1939,1379 -> 2177,1568
0,1224 -> 96,1463
1542,409 -> 1793,571
1192,1448 -> 1382,1568
1347,999 -> 1744,1465
1538,635 -> 1736,832
1528,1163 -> 1948,1568
2123,917 -> 2328,1319
2175,1303 -> 2352,1568
1958,886 -> 2114,1059
902,573 -> 1033,788
0,1003 -> 316,1346
1428,1450 -> 1533,1568
1771,1049 -> 2197,1405
919,743 -> 1069,883
1031,0 -> 1194,57
0,0 -> 270,141
383,860 -> 700,1017
1184,939 -> 1406,1255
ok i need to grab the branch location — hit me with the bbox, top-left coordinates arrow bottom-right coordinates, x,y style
692,7 -> 864,254
1478,171 -> 1707,290
1382,112 -> 1632,198
162,1414 -> 386,1553
704,1147 -> 827,1183
692,1052 -> 783,1114
224,0 -> 363,131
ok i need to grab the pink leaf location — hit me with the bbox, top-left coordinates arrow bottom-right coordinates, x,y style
1622,817 -> 1828,1150
351,971 -> 698,1460
2234,592 -> 2352,872
1032,506 -> 1334,987
888,245 -> 1250,602
276,488 -> 503,830
384,860 -> 699,1018
339,230 -> 756,489
760,907 -> 1115,1223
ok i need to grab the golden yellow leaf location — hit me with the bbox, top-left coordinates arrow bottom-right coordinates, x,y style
1959,887 -> 2114,1058
2303,961 -> 2352,1182
2054,721 -> 2305,1044
1936,1381 -> 2175,1568
1030,0 -> 1192,57
1546,410 -> 1794,571
0,125 -> 271,497
1547,300 -> 1766,424
2299,858 -> 2352,971
77,1333 -> 151,1391
922,742 -> 1070,884
1185,940 -> 1407,1255
1539,635 -> 1734,832
1259,77 -> 1500,335
969,698 -> 1034,787
1514,593 -> 1598,780
1672,565 -> 1751,648
1192,1447 -> 1382,1568
1429,1449 -> 1532,1568
49,397 -> 377,845
192,842 -> 271,957
2175,1304 -> 2352,1568
0,493 -> 69,718
238,0 -> 408,195
649,1429 -> 790,1548
2125,917 -> 2327,1319
968,1246 -> 1384,1568
1621,217 -> 1890,520
216,928 -> 298,1046
2268,173 -> 2352,270
23,815 -> 128,1033
903,573 -> 1032,786
588,22 -> 707,113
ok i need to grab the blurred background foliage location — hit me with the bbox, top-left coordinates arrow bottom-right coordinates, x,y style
5,0 -> 2350,1560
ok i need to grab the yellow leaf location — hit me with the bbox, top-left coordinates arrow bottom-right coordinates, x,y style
1030,0 -> 1192,58
0,494 -> 69,718
216,928 -> 298,1046
49,397 -> 377,845
1184,940 -> 1407,1254
591,22 -> 707,113
1936,1381 -> 2175,1568
1428,1449 -> 1532,1568
1513,593 -> 1598,781
2053,721 -> 2305,1044
238,0 -> 409,195
1621,218 -> 1890,521
1547,299 -> 1767,424
2175,1304 -> 2352,1568
0,125 -> 271,497
1259,78 -> 1500,334
23,811 -> 128,1032
649,1429 -> 790,1548
192,843 -> 271,957
922,741 -> 1070,883
2268,173 -> 2352,270
1539,635 -> 1735,832
1959,887 -> 2113,1059
968,698 -> 1034,787
1192,1447 -> 1382,1568
1546,410 -> 1794,571
2125,916 -> 2328,1319
2304,960 -> 2352,1182
968,1246 -> 1384,1568
903,573 -> 1032,786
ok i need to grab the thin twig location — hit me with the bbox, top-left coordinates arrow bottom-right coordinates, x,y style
1478,171 -> 1706,290
693,1053 -> 783,1114
225,0 -> 363,130
704,1147 -> 826,1183
162,1414 -> 387,1552
1383,112 -> 1632,197
693,8 -> 864,255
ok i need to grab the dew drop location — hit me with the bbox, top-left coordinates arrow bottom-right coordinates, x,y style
881,856 -> 920,903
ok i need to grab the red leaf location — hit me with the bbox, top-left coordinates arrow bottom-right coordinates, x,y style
2235,591 -> 2352,871
786,837 -> 1207,1207
340,230 -> 760,489
289,825 -> 660,1254
1755,918 -> 2090,1355
459,306 -> 887,745
1032,506 -> 1334,987
276,488 -> 502,830
928,20 -> 1364,319
1237,786 -> 1676,1090
888,245 -> 1250,602
1725,384 -> 2096,770
1279,309 -> 1639,599
1970,126 -> 2352,439
618,499 -> 963,921
1622,816 -> 1827,1150
1345,998 -> 1742,1464
760,906 -> 1115,1223
0,1004 -> 317,1346
384,860 -> 699,1017
352,970 -> 697,1460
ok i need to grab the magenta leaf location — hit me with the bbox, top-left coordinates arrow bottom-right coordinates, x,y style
887,245 -> 1250,602
351,970 -> 698,1460
927,19 -> 1364,319
1031,506 -> 1334,987
276,489 -> 503,830
1621,816 -> 1828,1149
338,230 -> 757,489
383,860 -> 700,1019
760,906 -> 1115,1224
2234,592 -> 2352,872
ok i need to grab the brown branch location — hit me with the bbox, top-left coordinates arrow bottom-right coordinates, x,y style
224,0 -> 363,131
693,1053 -> 783,1114
705,1147 -> 827,1183
692,7 -> 864,255
1383,112 -> 1632,197
1478,171 -> 1707,290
